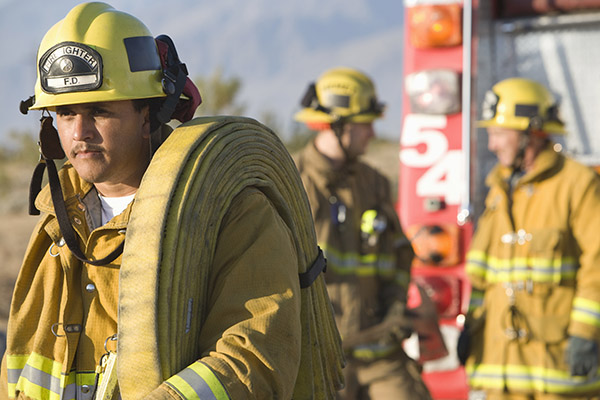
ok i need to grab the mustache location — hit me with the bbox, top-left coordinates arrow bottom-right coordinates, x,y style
71,143 -> 104,156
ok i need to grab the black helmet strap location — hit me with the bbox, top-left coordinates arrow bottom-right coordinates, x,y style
155,35 -> 189,125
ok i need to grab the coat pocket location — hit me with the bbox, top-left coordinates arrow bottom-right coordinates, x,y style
528,228 -> 574,284
520,285 -> 574,344
529,228 -> 562,254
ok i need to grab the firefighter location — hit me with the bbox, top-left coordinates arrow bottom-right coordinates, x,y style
294,67 -> 432,400
0,2 -> 332,399
459,77 -> 600,399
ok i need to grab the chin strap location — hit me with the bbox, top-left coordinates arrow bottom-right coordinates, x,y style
330,117 -> 352,163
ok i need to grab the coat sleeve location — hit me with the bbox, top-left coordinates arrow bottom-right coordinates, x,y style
464,187 -> 500,325
149,188 -> 302,400
568,172 -> 600,340
378,174 -> 414,329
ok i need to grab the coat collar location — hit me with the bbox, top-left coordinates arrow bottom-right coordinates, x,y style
486,142 -> 564,190
35,162 -> 94,216
36,162 -> 134,233
299,140 -> 359,184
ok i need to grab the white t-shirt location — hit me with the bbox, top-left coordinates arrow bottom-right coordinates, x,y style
98,193 -> 135,226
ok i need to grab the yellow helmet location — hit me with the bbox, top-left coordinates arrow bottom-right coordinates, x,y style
30,2 -> 164,110
478,77 -> 565,134
295,67 -> 385,128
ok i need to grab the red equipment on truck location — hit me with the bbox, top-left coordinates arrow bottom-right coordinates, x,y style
399,0 -> 600,399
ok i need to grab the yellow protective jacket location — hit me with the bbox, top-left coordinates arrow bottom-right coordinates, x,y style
465,144 -> 600,396
0,163 -> 301,399
296,142 -> 414,360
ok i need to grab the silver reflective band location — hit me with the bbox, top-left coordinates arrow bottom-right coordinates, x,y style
177,368 -> 220,400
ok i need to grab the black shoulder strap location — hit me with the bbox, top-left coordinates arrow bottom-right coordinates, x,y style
29,161 -> 47,216
299,247 -> 327,289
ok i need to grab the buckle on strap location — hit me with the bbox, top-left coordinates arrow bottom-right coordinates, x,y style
299,247 -> 327,289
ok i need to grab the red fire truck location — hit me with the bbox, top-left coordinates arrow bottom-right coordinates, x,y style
399,1 -> 600,399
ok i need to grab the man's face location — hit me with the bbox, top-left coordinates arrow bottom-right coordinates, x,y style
56,100 -> 150,194
340,122 -> 375,159
486,126 -> 525,168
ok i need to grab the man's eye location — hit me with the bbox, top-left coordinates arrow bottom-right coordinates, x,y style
56,109 -> 74,117
92,108 -> 109,116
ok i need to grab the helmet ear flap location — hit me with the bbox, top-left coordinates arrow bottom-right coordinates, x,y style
300,83 -> 318,108
154,35 -> 201,125
39,115 -> 65,160
546,103 -> 563,125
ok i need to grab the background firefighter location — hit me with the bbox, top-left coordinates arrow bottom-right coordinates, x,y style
0,2 -> 344,399
459,77 -> 600,399
294,67 -> 432,400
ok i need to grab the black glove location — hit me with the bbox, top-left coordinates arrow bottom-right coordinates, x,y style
566,336 -> 599,377
457,326 -> 470,366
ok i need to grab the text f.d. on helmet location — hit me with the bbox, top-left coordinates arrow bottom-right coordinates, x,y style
295,67 -> 385,129
30,2 -> 166,111
478,77 -> 565,134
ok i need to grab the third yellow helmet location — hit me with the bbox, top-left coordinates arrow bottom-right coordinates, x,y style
478,77 -> 565,134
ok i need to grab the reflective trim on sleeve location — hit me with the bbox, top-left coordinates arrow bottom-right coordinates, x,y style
465,250 -> 487,278
466,250 -> 578,284
467,363 -> 600,394
468,289 -> 484,313
395,270 -> 410,289
5,353 -> 83,400
571,297 -> 600,328
352,342 -> 401,361
166,361 -> 230,400
319,243 -> 395,276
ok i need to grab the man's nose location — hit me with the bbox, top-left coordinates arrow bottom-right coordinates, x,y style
71,115 -> 94,142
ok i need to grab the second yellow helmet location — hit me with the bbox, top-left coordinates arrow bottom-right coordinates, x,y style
295,67 -> 385,127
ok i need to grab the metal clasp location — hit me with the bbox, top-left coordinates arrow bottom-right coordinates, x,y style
48,237 -> 66,257
501,229 -> 532,245
51,322 -> 65,337
104,333 -> 118,353
51,322 -> 81,337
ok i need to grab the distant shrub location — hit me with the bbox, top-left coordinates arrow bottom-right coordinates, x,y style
0,131 -> 38,163
0,131 -> 39,211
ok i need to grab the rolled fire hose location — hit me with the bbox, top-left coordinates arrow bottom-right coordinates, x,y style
117,116 -> 344,399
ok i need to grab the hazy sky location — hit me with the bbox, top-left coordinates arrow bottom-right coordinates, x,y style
0,0 -> 405,142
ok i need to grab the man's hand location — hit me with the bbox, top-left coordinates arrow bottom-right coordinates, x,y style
566,336 -> 599,377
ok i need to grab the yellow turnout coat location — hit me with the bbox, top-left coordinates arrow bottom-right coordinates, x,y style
465,144 -> 600,396
0,164 -> 301,399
